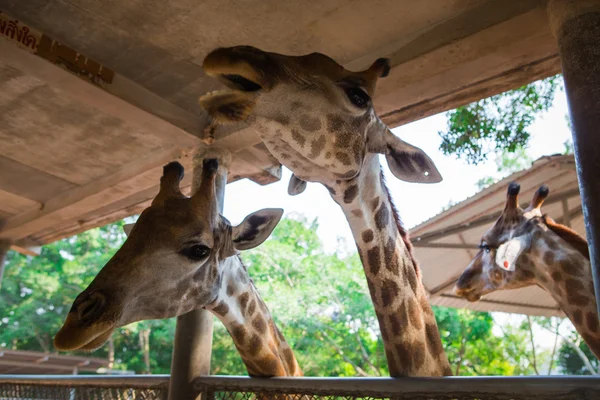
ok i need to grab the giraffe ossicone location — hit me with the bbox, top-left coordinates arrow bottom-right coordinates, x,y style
455,183 -> 600,358
54,159 -> 302,377
200,46 -> 451,376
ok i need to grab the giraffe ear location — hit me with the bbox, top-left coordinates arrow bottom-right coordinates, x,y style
288,174 -> 307,196
231,208 -> 284,251
381,130 -> 442,184
123,223 -> 135,237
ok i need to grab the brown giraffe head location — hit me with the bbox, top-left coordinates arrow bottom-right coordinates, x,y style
54,160 -> 283,351
455,182 -> 564,301
199,46 -> 442,187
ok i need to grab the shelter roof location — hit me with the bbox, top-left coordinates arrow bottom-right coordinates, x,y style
412,154 -> 580,317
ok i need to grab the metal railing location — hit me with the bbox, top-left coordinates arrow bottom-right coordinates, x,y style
194,376 -> 600,400
2,375 -> 600,400
0,375 -> 169,400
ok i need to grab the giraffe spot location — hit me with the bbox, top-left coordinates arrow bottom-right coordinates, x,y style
327,114 -> 345,133
292,129 -> 306,147
383,237 -> 400,275
248,334 -> 263,357
371,197 -> 380,211
283,347 -> 296,371
255,355 -> 281,376
411,340 -> 427,370
394,342 -> 412,371
375,204 -> 390,231
566,279 -> 589,306
231,324 -> 247,345
252,315 -> 267,334
280,153 -> 291,160
587,312 -> 599,332
566,278 -> 585,292
443,365 -> 453,376
367,247 -> 381,275
212,301 -> 229,316
573,309 -> 583,325
543,251 -> 555,265
308,136 -> 326,159
408,298 -> 424,331
544,238 -> 559,250
227,283 -> 236,297
425,323 -> 445,357
538,274 -> 549,284
362,229 -> 374,243
381,279 -> 400,307
561,256 -> 583,276
239,292 -> 250,313
325,151 -> 332,159
248,299 -> 257,316
389,314 -> 402,336
551,271 -> 563,282
299,114 -> 322,132
518,268 -> 535,281
335,152 -> 352,165
405,267 -> 419,295
351,209 -> 363,218
343,184 -> 359,203
273,113 -> 290,125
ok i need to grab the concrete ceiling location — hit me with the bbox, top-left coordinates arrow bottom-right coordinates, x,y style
0,0 -> 561,254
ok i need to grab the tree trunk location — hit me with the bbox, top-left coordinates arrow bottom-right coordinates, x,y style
108,336 -> 115,370
138,328 -> 151,374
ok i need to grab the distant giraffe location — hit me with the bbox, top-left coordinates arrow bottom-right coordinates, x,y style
455,183 -> 600,358
55,159 -> 302,377
200,46 -> 451,376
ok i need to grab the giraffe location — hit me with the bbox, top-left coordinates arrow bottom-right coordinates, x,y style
199,46 -> 451,376
54,159 -> 302,377
454,183 -> 600,358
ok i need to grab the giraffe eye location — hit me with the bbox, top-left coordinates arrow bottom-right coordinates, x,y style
478,243 -> 491,253
345,87 -> 370,108
182,245 -> 211,261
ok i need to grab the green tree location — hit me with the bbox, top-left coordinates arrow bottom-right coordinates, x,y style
440,76 -> 560,165
475,145 -> 533,190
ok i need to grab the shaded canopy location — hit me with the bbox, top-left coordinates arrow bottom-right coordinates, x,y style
0,1 -> 560,254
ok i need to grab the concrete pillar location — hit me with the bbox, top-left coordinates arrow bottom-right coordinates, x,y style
0,240 -> 11,290
548,0 -> 600,318
168,149 -> 232,400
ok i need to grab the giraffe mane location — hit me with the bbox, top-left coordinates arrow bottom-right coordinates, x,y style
380,168 -> 421,277
542,214 -> 590,260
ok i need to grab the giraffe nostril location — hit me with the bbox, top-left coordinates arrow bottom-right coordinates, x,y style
76,292 -> 106,322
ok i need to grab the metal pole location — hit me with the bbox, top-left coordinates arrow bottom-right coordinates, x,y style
168,148 -> 232,400
548,0 -> 600,319
0,240 -> 11,290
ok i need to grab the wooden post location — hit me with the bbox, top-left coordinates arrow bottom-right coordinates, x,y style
548,0 -> 600,319
0,240 -> 11,290
168,149 -> 231,400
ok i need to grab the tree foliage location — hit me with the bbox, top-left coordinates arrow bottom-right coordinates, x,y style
439,76 -> 560,165
0,216 -> 593,376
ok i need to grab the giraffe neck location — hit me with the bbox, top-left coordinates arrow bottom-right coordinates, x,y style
529,232 -> 600,358
206,256 -> 302,377
330,155 -> 451,377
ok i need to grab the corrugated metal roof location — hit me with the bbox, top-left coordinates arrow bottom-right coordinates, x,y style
411,154 -> 581,317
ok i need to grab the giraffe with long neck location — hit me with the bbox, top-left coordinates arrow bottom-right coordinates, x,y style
54,159 -> 301,377
200,46 -> 451,376
455,183 -> 600,358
